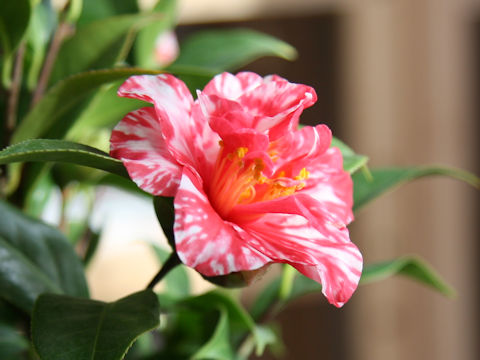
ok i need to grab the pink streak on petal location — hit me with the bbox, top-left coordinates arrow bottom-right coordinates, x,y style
110,107 -> 182,196
273,124 -> 332,175
293,258 -> 361,308
241,214 -> 362,307
118,74 -> 217,171
302,147 -> 354,224
174,167 -> 271,276
240,74 -> 317,139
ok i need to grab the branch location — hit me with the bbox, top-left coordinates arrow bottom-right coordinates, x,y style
31,22 -> 73,106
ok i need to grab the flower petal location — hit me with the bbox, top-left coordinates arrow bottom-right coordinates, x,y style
110,107 -> 181,196
202,72 -> 264,99
240,213 -> 362,307
200,73 -> 317,140
240,74 -> 317,139
118,74 -> 217,171
272,124 -> 332,176
174,167 -> 271,276
302,147 -> 354,224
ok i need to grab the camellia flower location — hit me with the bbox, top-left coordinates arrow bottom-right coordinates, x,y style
110,72 -> 362,307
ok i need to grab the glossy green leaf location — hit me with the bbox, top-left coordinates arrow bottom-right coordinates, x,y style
12,68 -> 160,144
0,200 -> 89,313
330,137 -> 368,174
192,306 -> 235,360
0,139 -> 128,178
170,29 -> 296,92
353,166 -> 480,212
32,290 -> 160,360
50,13 -> 160,84
174,28 -> 297,71
151,245 -> 190,298
135,0 -> 177,68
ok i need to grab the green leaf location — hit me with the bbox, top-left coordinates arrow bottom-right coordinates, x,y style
135,0 -> 177,68
0,324 -> 29,360
174,28 -> 297,72
170,29 -> 296,93
0,200 -> 89,313
151,245 -> 190,298
0,0 -> 31,86
50,13 -> 160,84
12,68 -> 160,144
330,137 -> 368,174
24,171 -> 56,218
82,230 -> 101,266
67,80 -> 148,136
0,0 -> 31,54
32,290 -> 160,360
0,300 -> 29,358
192,306 -> 235,360
249,269 -> 320,321
361,256 -> 455,296
183,291 -> 273,357
78,0 -> 139,25
153,196 -> 175,249
251,256 -> 455,321
0,139 -> 128,178
249,278 -> 280,321
353,166 -> 480,212
250,325 -> 276,356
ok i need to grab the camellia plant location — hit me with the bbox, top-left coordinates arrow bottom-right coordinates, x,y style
0,0 -> 478,359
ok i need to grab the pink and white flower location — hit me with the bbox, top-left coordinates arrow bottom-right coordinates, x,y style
110,72 -> 362,307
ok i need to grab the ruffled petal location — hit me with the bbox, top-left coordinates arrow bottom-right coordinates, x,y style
240,74 -> 317,139
110,107 -> 182,196
118,74 -> 217,171
174,167 -> 271,276
240,213 -> 362,307
202,72 -> 264,99
200,73 -> 317,140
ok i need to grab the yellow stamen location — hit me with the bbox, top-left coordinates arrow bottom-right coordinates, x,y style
208,144 -> 309,218
295,167 -> 309,180
236,147 -> 248,158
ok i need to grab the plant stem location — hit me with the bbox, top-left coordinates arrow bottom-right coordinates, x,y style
6,42 -> 26,133
278,264 -> 296,301
31,22 -> 73,106
146,251 -> 181,289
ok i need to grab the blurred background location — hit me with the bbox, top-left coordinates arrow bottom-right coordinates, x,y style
85,0 -> 479,359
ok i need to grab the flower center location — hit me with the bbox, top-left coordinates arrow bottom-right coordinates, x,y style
208,142 -> 308,218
